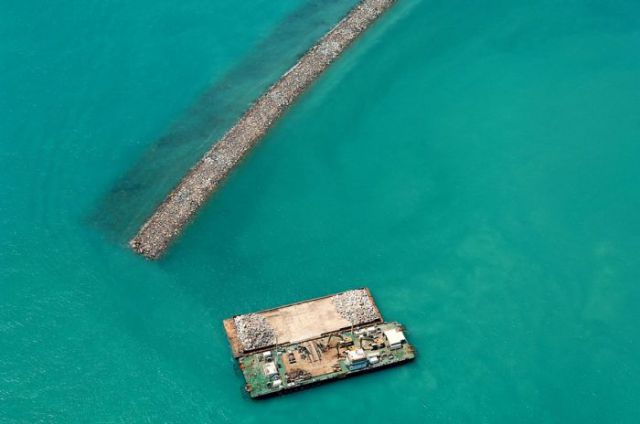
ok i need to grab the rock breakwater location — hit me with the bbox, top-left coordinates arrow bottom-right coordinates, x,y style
130,0 -> 395,259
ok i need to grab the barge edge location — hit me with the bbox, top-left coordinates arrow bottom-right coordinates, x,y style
249,350 -> 416,399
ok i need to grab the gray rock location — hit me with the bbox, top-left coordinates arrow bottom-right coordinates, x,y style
234,313 -> 277,351
332,289 -> 380,325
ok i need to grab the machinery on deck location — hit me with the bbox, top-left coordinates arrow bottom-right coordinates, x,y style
223,288 -> 415,398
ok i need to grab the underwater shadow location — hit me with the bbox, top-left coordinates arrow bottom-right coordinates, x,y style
87,0 -> 359,244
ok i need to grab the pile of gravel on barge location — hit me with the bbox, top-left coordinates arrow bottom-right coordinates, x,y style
223,288 -> 415,398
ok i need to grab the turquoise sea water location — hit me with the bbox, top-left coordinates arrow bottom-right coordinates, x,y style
2,0 -> 639,422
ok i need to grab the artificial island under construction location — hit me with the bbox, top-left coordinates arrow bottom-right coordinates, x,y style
224,288 -> 415,398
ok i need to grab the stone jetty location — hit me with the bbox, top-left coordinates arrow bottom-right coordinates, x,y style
130,0 -> 395,259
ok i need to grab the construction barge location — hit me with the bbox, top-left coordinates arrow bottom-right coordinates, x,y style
130,0 -> 396,259
223,288 -> 415,398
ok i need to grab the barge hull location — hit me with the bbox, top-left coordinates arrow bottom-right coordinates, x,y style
246,354 -> 415,399
240,321 -> 415,398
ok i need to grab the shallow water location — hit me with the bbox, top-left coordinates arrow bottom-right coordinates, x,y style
2,0 -> 639,422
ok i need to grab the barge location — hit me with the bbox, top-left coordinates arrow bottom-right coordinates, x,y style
223,288 -> 415,398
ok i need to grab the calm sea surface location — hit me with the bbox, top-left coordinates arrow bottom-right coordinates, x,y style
2,0 -> 639,422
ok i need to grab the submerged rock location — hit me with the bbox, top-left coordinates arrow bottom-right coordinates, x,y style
129,0 -> 396,259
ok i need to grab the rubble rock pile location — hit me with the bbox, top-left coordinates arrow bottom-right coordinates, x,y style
130,0 -> 396,259
234,313 -> 277,351
332,289 -> 381,325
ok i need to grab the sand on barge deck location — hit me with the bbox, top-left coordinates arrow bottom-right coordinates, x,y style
129,0 -> 396,259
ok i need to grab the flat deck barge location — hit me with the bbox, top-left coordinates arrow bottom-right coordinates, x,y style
223,288 -> 415,398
